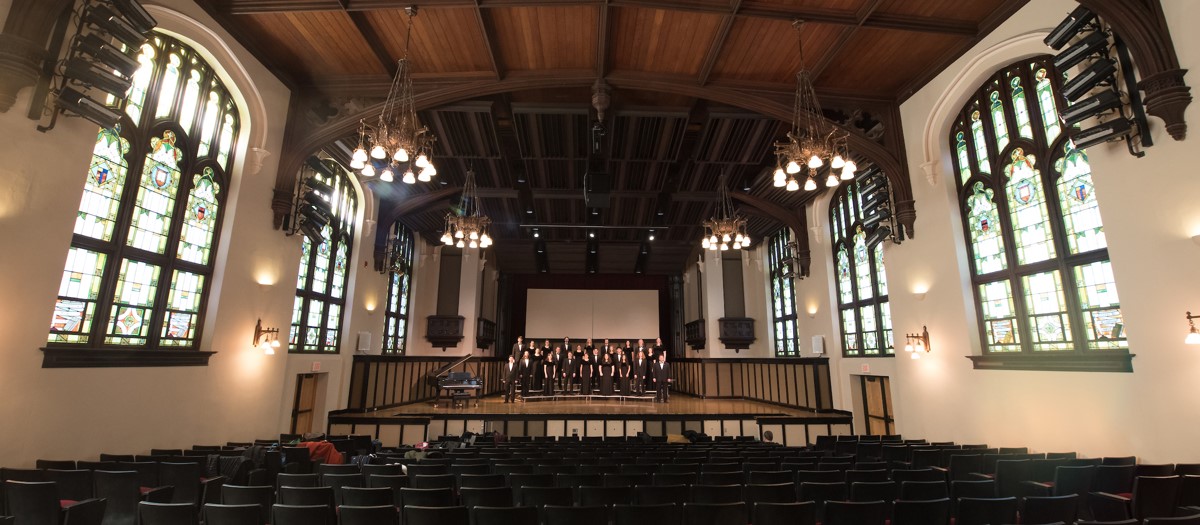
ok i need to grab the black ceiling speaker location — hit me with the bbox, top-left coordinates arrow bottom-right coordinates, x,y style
584,169 -> 610,208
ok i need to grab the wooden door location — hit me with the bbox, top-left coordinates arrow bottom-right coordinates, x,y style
291,373 -> 318,434
860,376 -> 895,435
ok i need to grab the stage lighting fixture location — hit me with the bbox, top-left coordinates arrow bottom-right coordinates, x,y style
76,33 -> 140,78
862,207 -> 891,230
1044,5 -> 1096,50
63,58 -> 132,99
1053,31 -> 1110,73
111,0 -> 158,35
1070,118 -> 1132,150
1062,58 -> 1117,102
1061,90 -> 1123,127
83,4 -> 148,48
55,87 -> 122,128
865,225 -> 891,251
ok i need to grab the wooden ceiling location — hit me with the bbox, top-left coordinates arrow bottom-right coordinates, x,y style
197,0 -> 1028,274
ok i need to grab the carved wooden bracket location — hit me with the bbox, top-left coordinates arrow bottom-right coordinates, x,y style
0,0 -> 72,113
684,319 -> 706,350
894,198 -> 917,240
718,317 -> 756,351
426,315 -> 464,349
1079,0 -> 1191,140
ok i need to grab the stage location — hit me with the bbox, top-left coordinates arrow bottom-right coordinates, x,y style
328,392 -> 853,448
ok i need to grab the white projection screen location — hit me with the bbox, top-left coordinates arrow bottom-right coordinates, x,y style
525,289 -> 659,339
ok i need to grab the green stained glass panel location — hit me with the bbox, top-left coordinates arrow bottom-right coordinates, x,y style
1022,270 -> 1073,351
1004,149 -> 1056,264
388,273 -> 401,312
1074,261 -> 1127,350
124,43 -> 156,122
75,128 -> 131,241
296,238 -> 311,290
177,168 -> 220,264
970,109 -> 991,174
178,68 -> 202,132
398,274 -> 410,314
324,303 -> 341,351
1035,67 -> 1062,143
218,112 -> 235,169
155,53 -> 181,119
873,245 -> 888,297
861,304 -> 879,354
1054,145 -> 1107,254
956,131 -> 972,184
104,259 -> 161,345
966,182 -> 1006,274
396,318 -> 407,353
836,247 -> 853,305
331,241 -> 348,299
1010,75 -> 1034,139
854,230 -> 873,301
978,280 -> 1020,352
311,229 -> 331,292
128,131 -> 184,254
198,90 -> 219,158
161,270 -> 204,346
990,90 -> 1009,152
49,248 -> 108,343
842,308 -> 858,355
880,301 -> 894,354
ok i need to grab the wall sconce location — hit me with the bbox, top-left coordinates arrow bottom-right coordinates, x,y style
1186,312 -> 1200,345
254,318 -> 281,355
904,326 -> 931,359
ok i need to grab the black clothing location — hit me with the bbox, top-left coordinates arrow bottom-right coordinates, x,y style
579,359 -> 593,394
598,361 -> 615,396
651,361 -> 671,402
504,361 -> 521,402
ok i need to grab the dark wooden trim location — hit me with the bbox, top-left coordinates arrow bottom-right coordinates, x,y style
966,352 -> 1134,373
41,348 -> 215,368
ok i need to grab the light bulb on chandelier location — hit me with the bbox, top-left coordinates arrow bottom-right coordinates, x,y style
379,168 -> 394,182
402,169 -> 416,184
804,177 -> 817,191
700,174 -> 751,253
441,166 -> 493,251
785,177 -> 799,191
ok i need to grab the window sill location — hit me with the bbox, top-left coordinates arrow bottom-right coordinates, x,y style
966,351 -> 1134,373
41,347 -> 215,368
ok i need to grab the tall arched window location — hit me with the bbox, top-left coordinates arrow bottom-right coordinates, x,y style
383,222 -> 415,355
767,229 -> 800,357
47,34 -> 239,364
951,57 -> 1127,368
289,160 -> 357,353
830,176 -> 893,357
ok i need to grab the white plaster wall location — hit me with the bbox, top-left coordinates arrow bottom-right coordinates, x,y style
0,0 -> 294,466
888,0 -> 1200,461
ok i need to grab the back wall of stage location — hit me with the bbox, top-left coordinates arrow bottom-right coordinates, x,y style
505,274 -> 672,348
526,289 -> 659,339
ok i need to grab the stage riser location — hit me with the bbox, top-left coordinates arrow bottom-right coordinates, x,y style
329,417 -> 852,448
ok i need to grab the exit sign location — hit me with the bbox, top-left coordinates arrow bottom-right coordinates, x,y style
311,361 -> 321,372
861,363 -> 870,373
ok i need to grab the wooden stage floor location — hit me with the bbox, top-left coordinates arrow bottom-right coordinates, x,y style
340,393 -> 825,419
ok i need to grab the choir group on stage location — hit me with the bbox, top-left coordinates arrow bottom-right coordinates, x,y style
502,337 -> 673,403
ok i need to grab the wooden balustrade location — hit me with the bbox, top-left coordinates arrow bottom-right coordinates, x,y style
670,357 -> 833,412
347,355 -> 504,411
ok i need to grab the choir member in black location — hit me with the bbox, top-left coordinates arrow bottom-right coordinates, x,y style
503,355 -> 520,403
636,338 -> 648,359
631,350 -> 648,395
584,338 -> 595,355
579,351 -> 593,395
598,354 -> 615,396
624,340 -> 633,355
653,337 -> 665,358
562,351 -> 577,394
617,354 -> 632,395
531,346 -> 544,391
519,351 -> 534,397
511,335 -> 526,360
542,352 -> 557,396
552,346 -> 565,390
601,338 -> 612,354
563,337 -> 571,355
652,353 -> 672,402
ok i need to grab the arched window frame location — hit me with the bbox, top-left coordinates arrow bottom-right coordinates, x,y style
289,161 -> 357,354
383,223 -> 415,355
44,33 -> 239,367
767,229 -> 801,357
829,177 -> 894,358
951,56 -> 1130,372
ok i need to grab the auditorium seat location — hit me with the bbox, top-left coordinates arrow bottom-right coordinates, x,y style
1144,516 -> 1200,525
689,484 -> 742,504
271,504 -> 328,525
401,505 -> 462,525
1021,494 -> 1080,524
341,486 -> 394,507
798,481 -> 846,521
1179,475 -> 1200,508
697,472 -> 744,485
471,505 -> 538,525
409,474 -> 455,490
159,461 -> 221,505
5,480 -> 103,525
1093,465 -> 1137,495
43,469 -> 93,502
94,469 -> 172,525
361,464 -> 403,477
614,503 -> 681,525
405,463 -> 450,476
275,473 -> 319,489
1103,457 -> 1138,466
661,463 -> 700,474
398,487 -> 455,508
202,503 -> 260,525
850,481 -> 897,504
682,502 -> 745,525
892,498 -> 950,525
35,460 -> 76,470
794,469 -> 843,485
519,486 -> 573,507
891,468 -> 944,483
137,502 -> 198,525
1091,475 -> 1183,521
653,473 -> 697,486
1137,464 -> 1179,478
579,485 -> 633,506
751,501 -> 815,525
459,486 -> 511,508
899,480 -> 948,500
605,473 -> 652,487
956,497 -> 1018,525
542,505 -> 609,525
634,484 -> 689,506
744,482 -> 797,506
823,500 -> 887,525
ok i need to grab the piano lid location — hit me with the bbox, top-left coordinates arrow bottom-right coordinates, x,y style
427,354 -> 472,381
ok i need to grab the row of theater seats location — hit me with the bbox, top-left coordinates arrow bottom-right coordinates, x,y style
5,435 -> 1200,525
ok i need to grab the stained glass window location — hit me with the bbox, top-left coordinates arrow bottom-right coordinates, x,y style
47,33 -> 239,353
383,223 -> 416,354
829,170 -> 894,357
767,229 -> 800,356
950,56 -> 1125,357
290,157 -> 357,353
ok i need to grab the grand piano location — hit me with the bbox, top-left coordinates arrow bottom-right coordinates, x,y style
426,355 -> 481,408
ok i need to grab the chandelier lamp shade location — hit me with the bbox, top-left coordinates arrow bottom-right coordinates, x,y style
701,176 -> 751,251
440,168 -> 492,249
349,6 -> 437,184
773,20 -> 856,192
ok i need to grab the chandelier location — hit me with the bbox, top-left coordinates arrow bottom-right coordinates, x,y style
773,20 -> 856,192
701,177 -> 750,251
440,168 -> 492,249
349,6 -> 437,184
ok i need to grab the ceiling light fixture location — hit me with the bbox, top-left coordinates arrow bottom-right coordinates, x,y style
774,20 -> 855,192
349,6 -> 437,184
701,175 -> 751,252
440,167 -> 492,249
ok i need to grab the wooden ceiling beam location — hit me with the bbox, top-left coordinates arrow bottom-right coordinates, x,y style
595,2 -> 610,78
346,10 -> 398,77
809,0 -> 883,82
696,0 -> 740,87
474,5 -> 504,80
